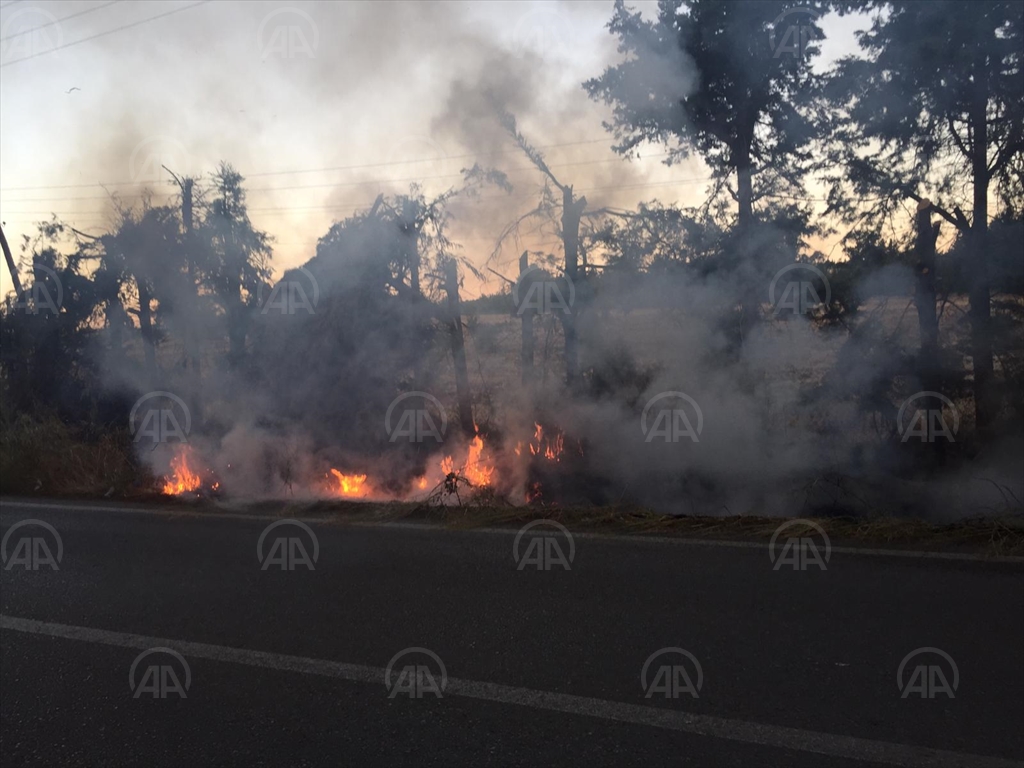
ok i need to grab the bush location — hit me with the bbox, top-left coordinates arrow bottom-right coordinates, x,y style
0,410 -> 144,497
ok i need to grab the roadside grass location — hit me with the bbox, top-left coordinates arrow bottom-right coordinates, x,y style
0,412 -> 142,497
165,496 -> 1024,557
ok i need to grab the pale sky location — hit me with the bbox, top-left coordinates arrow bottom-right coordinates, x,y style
0,1 -> 864,299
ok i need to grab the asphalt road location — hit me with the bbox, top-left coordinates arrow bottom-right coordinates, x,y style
2,498 -> 1022,767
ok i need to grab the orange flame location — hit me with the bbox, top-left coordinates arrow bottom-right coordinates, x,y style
525,423 -> 564,462
329,469 -> 369,498
437,429 -> 494,487
463,433 -> 494,486
162,447 -> 202,495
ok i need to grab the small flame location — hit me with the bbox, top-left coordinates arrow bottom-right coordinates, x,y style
162,447 -> 202,495
329,469 -> 369,498
526,481 -> 543,503
524,423 -> 564,462
438,429 -> 494,487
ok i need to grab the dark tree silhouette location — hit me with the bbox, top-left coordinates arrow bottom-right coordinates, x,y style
201,163 -> 273,369
826,0 -> 1024,431
585,0 -> 827,333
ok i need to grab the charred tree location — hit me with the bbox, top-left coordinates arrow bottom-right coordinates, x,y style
519,251 -> 534,386
500,112 -> 587,387
914,199 -> 941,391
443,259 -> 474,436
561,187 -> 586,385
135,281 -> 158,379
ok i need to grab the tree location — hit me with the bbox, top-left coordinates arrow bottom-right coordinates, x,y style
585,0 -> 827,333
99,203 -> 184,380
201,163 -> 273,368
825,0 -> 1024,431
495,112 -> 588,384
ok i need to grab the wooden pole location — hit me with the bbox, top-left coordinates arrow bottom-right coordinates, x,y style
520,251 -> 534,387
0,223 -> 25,305
443,259 -> 475,436
914,199 -> 940,374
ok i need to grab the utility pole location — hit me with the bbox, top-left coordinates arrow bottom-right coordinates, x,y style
0,223 -> 25,305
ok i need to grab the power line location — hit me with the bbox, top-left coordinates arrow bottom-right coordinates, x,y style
0,0 -> 210,67
0,175 -> 717,218
1,152 -> 677,203
0,1 -> 122,43
0,138 -> 621,192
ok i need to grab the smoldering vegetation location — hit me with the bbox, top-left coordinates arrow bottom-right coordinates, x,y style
1,1 -> 1022,520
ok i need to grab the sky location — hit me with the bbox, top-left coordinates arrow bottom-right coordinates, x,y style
0,0 -> 865,300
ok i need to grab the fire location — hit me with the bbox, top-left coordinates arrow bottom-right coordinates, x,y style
463,433 -> 494,486
329,469 -> 369,498
526,481 -> 543,503
526,423 -> 564,462
161,446 -> 202,495
438,429 -> 494,487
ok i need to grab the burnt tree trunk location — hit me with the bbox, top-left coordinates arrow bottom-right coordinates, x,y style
444,259 -> 474,436
137,282 -> 158,378
182,179 -> 201,373
914,200 -> 941,391
181,178 -> 203,420
968,59 -> 995,433
520,251 -> 534,387
735,144 -> 759,338
561,187 -> 586,386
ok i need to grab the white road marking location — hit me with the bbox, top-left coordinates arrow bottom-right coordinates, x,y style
2,498 -> 1022,563
1,614 -> 1019,768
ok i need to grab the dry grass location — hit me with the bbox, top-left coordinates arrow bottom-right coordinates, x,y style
0,413 -> 141,497
166,495 -> 1024,557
